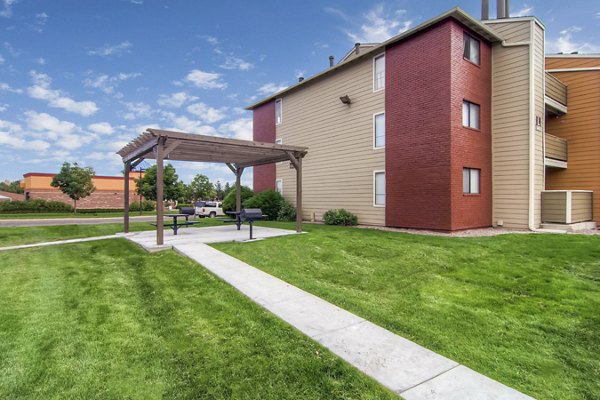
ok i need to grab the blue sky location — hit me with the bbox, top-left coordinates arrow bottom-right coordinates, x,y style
1,0 -> 598,186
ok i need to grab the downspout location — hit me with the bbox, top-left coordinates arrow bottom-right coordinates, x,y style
528,20 -> 536,231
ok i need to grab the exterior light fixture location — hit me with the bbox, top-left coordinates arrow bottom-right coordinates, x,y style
339,95 -> 351,105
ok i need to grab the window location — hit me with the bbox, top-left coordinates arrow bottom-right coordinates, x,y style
275,99 -> 282,125
463,33 -> 480,65
462,101 -> 480,129
463,168 -> 480,194
374,171 -> 385,206
275,179 -> 283,194
373,54 -> 385,91
374,113 -> 385,148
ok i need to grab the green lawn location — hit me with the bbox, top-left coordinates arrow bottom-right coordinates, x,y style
0,218 -> 224,247
214,223 -> 600,400
0,211 -> 163,219
0,239 -> 395,399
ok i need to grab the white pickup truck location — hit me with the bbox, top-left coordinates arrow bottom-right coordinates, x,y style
195,201 -> 225,218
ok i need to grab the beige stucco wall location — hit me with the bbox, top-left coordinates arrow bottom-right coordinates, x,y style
274,54 -> 386,225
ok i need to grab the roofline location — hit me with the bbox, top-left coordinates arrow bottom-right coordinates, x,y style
23,172 -> 133,180
245,7 -> 503,110
546,54 -> 600,58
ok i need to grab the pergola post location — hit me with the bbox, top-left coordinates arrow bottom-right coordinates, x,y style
156,137 -> 165,245
295,155 -> 302,233
235,165 -> 244,213
124,161 -> 131,233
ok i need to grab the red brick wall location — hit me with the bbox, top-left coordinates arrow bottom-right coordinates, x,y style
252,100 -> 276,192
449,21 -> 492,230
27,189 -> 139,209
0,190 -> 25,201
385,19 -> 492,230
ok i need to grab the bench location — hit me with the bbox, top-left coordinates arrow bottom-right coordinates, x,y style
150,220 -> 199,235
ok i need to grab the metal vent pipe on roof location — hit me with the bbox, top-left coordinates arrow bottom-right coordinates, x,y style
298,76 -> 304,82
481,0 -> 489,19
354,43 -> 360,55
497,0 -> 510,19
329,55 -> 334,67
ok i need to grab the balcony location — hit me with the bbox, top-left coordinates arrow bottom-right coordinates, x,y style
542,190 -> 593,226
545,133 -> 568,168
545,72 -> 568,114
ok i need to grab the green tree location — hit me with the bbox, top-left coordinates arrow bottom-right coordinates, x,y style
188,174 -> 215,201
223,182 -> 231,196
221,186 -> 254,212
0,180 -> 24,194
135,164 -> 184,202
50,162 -> 95,212
214,180 -> 224,200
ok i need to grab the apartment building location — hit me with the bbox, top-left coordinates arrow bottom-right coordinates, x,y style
248,4 -> 597,231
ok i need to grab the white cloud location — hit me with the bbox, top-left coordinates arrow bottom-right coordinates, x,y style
35,57 -> 45,65
184,69 -> 227,89
162,112 -> 217,135
83,71 -> 140,94
596,12 -> 600,19
0,118 -> 51,152
0,0 -> 16,18
0,104 -> 7,112
32,12 -> 48,32
204,35 -> 219,45
88,122 -> 114,135
25,110 -> 93,150
127,0 -> 143,4
345,4 -> 412,43
511,5 -> 533,17
220,56 -> 253,71
257,82 -> 288,95
157,91 -> 198,108
120,101 -> 153,120
546,26 -> 600,54
0,83 -> 20,93
27,71 -> 98,116
186,102 -> 227,124
87,41 -> 132,57
0,54 -> 3,64
219,117 -> 252,140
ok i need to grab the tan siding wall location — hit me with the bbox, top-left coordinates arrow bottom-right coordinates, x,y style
485,20 -> 533,228
545,133 -> 568,161
541,191 -> 567,223
546,57 -> 600,223
275,55 -> 385,225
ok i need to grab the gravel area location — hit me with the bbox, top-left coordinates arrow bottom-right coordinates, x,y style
356,225 -> 600,237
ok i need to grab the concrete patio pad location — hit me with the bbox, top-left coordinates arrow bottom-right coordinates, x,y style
126,224 -> 300,251
139,230 -> 534,400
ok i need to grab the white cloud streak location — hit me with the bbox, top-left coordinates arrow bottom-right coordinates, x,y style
87,41 -> 132,57
220,56 -> 253,71
27,71 -> 98,116
511,5 -> 533,17
346,4 -> 412,43
157,91 -> 198,108
83,71 -> 141,94
546,26 -> 600,54
257,82 -> 288,95
184,69 -> 227,89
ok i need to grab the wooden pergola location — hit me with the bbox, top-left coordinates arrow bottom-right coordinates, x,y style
117,129 -> 308,245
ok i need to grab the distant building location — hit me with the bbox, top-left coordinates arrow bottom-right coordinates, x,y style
21,172 -> 140,209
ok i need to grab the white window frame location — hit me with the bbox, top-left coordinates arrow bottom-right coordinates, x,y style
463,168 -> 480,194
373,112 -> 385,149
373,54 -> 385,92
275,98 -> 282,125
373,170 -> 386,207
462,100 -> 480,130
463,33 -> 480,65
275,179 -> 283,195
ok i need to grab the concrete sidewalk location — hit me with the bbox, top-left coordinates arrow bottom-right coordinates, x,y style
160,239 -> 533,399
0,215 -> 154,227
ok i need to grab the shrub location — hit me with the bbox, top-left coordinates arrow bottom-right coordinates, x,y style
0,199 -> 73,213
129,200 -> 156,212
323,209 -> 358,226
222,186 -> 254,213
277,200 -> 296,222
77,208 -> 123,214
176,203 -> 193,208
243,190 -> 284,221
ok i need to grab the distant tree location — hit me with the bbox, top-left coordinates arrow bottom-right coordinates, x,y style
0,180 -> 24,194
214,180 -> 224,200
188,174 -> 215,201
135,164 -> 184,202
221,185 -> 254,212
224,182 -> 232,195
50,162 -> 95,212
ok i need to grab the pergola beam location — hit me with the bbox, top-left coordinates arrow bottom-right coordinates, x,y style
122,137 -> 159,163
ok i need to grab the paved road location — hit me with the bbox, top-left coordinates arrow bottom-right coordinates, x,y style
0,216 -> 156,227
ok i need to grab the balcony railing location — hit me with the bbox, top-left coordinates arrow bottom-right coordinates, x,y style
545,72 -> 568,107
541,190 -> 593,224
545,133 -> 568,162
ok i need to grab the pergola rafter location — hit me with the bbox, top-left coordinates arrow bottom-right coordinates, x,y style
117,128 -> 308,245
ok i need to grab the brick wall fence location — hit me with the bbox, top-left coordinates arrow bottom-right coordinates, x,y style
0,190 -> 25,201
26,189 -> 139,209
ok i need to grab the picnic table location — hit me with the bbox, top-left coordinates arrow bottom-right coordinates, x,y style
151,213 -> 198,235
224,211 -> 242,230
